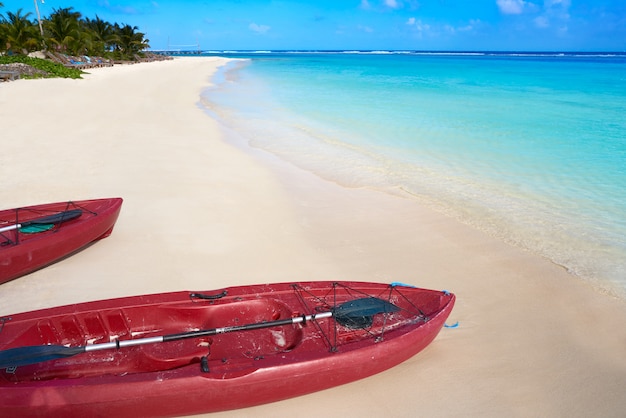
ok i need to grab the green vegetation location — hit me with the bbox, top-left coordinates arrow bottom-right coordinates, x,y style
0,55 -> 82,79
0,5 -> 150,60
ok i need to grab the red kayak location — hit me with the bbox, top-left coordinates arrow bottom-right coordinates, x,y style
0,281 -> 455,417
0,198 -> 123,284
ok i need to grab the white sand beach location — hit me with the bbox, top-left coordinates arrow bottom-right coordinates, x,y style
1,57 -> 625,417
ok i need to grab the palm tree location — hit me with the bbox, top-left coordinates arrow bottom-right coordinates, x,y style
0,4 -> 6,54
83,16 -> 117,56
113,24 -> 150,59
1,4 -> 151,60
44,7 -> 84,55
0,4 -> 5,54
2,9 -> 40,55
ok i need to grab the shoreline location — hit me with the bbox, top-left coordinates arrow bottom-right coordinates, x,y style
1,57 -> 625,416
204,55 -> 626,301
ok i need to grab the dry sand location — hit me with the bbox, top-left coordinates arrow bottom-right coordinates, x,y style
1,57 -> 625,417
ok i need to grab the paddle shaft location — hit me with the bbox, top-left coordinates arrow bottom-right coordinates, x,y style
0,296 -> 399,367
0,209 -> 83,233
0,224 -> 47,234
84,311 -> 333,353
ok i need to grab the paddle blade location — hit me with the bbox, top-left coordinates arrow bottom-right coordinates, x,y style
0,345 -> 85,368
20,224 -> 55,234
334,297 -> 400,329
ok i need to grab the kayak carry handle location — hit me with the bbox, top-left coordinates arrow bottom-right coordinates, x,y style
189,291 -> 228,300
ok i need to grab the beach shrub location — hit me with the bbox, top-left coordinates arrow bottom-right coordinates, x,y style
0,55 -> 82,79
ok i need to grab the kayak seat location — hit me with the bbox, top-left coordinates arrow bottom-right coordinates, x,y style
141,298 -> 304,363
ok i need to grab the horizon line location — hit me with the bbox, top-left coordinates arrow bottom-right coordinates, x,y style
149,49 -> 626,56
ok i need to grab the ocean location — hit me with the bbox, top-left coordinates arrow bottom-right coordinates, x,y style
199,51 -> 626,297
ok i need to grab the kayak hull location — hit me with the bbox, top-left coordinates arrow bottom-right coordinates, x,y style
0,281 -> 455,417
0,198 -> 123,284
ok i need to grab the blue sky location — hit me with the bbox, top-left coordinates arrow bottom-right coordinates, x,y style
2,1 -> 625,51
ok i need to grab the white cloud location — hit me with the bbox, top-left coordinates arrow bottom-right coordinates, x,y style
545,0 -> 570,7
534,16 -> 549,28
406,18 -> 430,32
385,0 -> 400,8
458,20 -> 481,32
249,23 -> 270,34
544,0 -> 571,19
496,0 -> 528,15
362,0 -> 422,12
406,17 -> 479,38
443,24 -> 456,34
533,0 -> 571,30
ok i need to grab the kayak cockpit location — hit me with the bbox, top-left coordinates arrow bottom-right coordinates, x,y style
2,298 -> 302,382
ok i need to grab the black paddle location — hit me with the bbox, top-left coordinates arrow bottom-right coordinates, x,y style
0,209 -> 83,234
0,297 -> 399,368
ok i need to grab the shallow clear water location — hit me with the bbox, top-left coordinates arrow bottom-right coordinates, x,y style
201,52 -> 626,296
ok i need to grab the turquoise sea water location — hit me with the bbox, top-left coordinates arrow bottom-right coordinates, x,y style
200,52 -> 626,296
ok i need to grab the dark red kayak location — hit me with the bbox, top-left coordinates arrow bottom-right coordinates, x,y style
0,281 -> 454,417
0,198 -> 123,284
